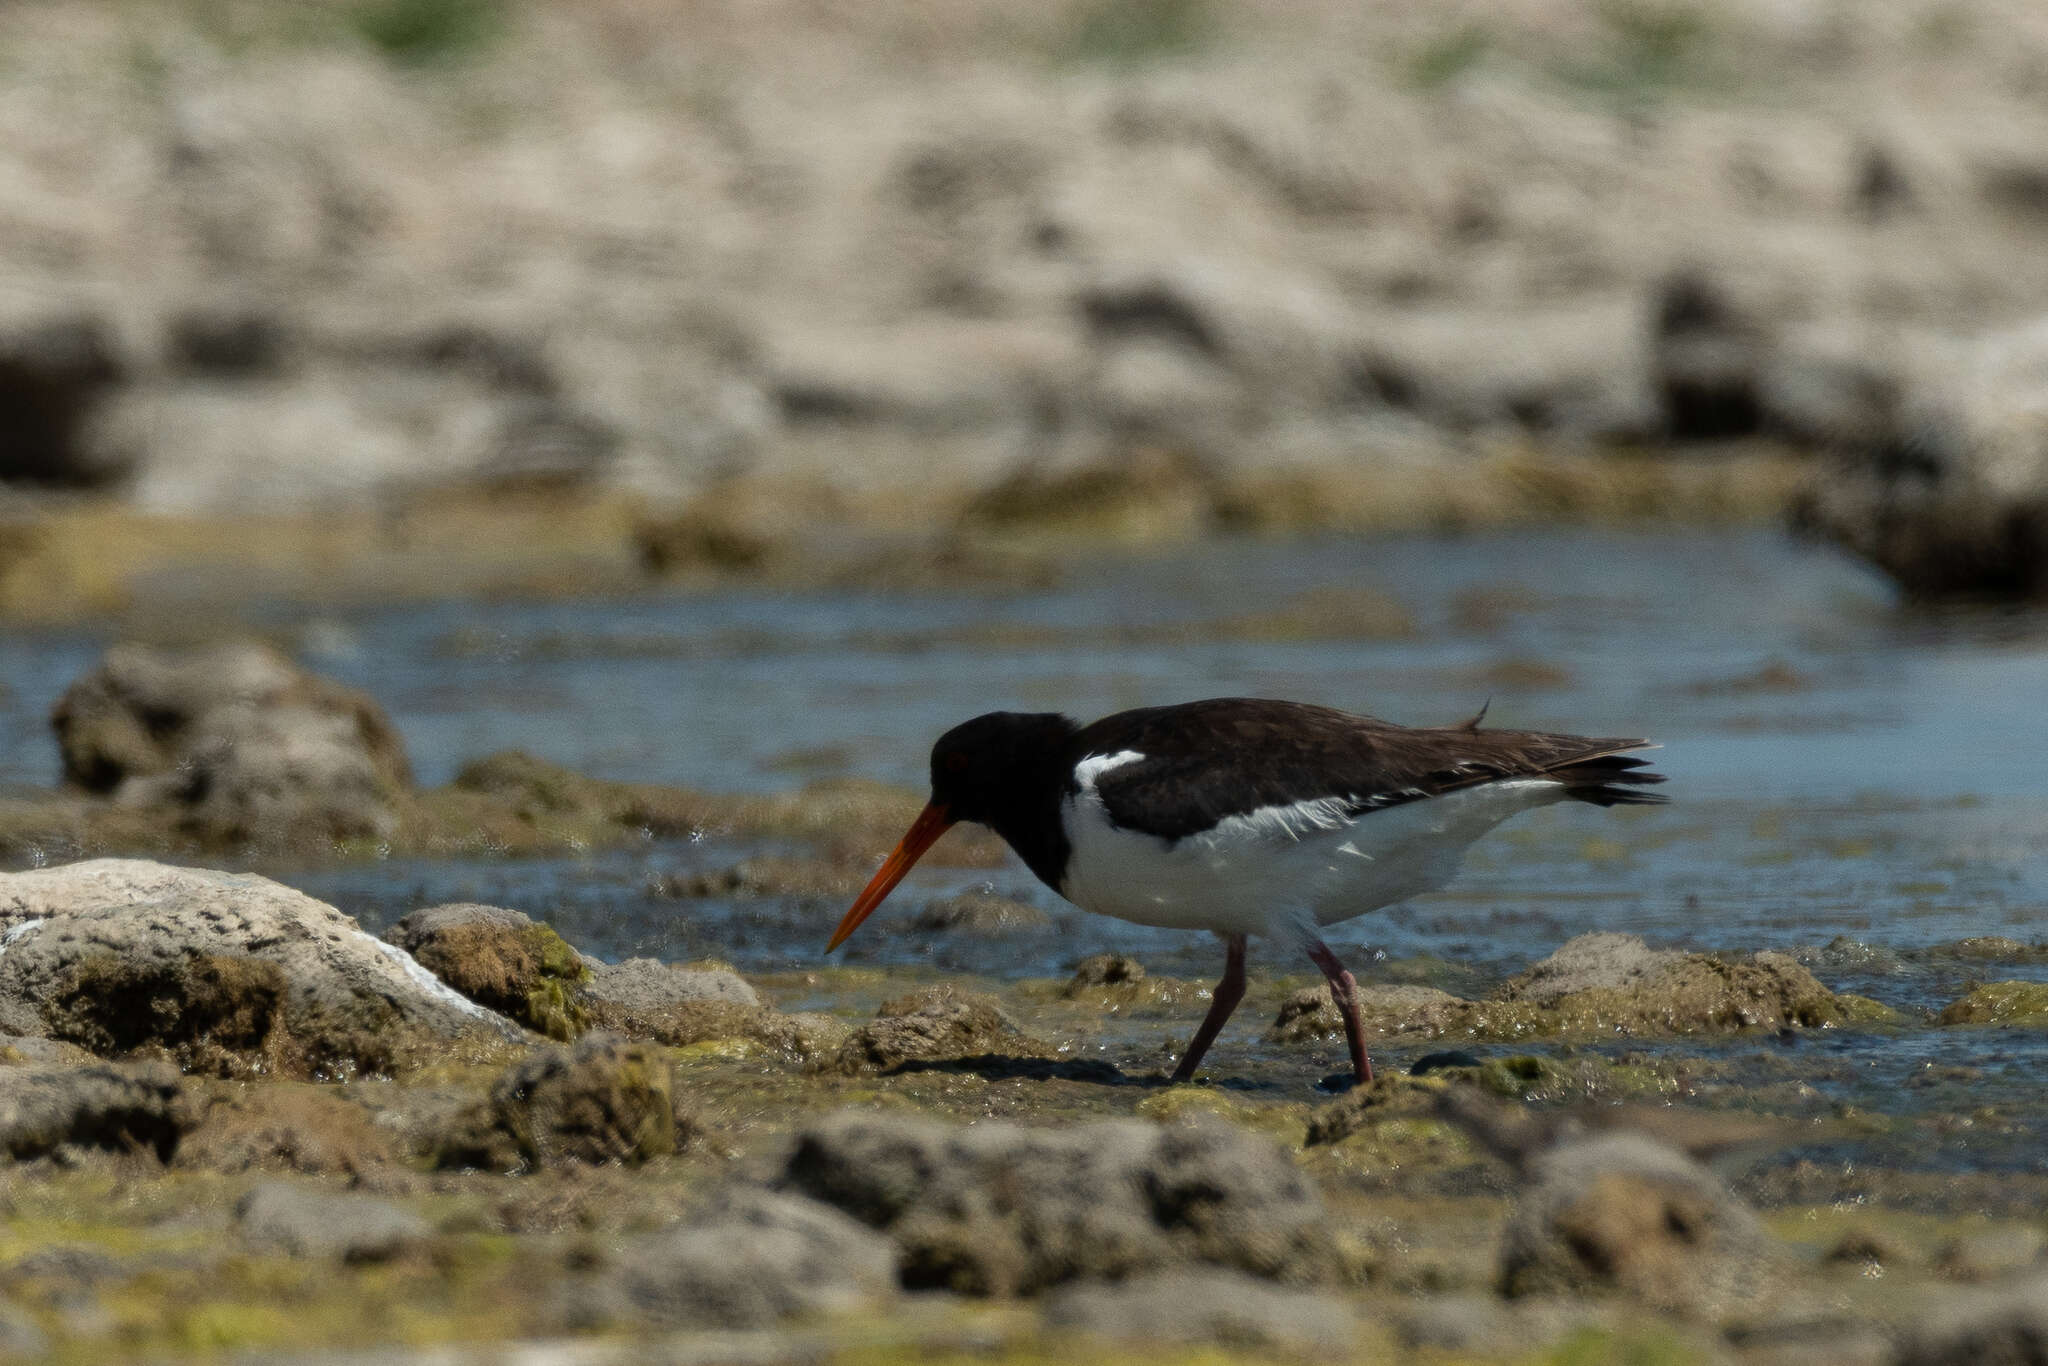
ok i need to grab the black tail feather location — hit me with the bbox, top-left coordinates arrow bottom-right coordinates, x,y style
1547,752 -> 1669,806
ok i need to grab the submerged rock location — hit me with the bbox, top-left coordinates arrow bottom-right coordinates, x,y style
50,641 -> 412,847
912,892 -> 1050,935
1498,1132 -> 1777,1320
0,859 -> 506,1077
780,1109 -> 1343,1294
235,1181 -> 429,1262
1044,1269 -> 1358,1352
0,1062 -> 191,1162
591,1187 -> 897,1330
817,985 -> 1053,1075
434,1032 -> 683,1170
385,902 -> 590,1040
1938,981 -> 2048,1026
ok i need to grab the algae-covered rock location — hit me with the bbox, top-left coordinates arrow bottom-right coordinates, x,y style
1937,981 -> 2048,1026
176,1085 -> 400,1178
818,985 -> 1053,1075
1269,983 -> 1472,1044
577,957 -> 840,1057
912,892 -> 1050,936
1495,936 -> 1851,1034
1044,1269 -> 1359,1352
50,640 -> 412,847
780,1109 -> 1343,1294
435,1032 -> 683,1170
0,859 -> 508,1077
385,902 -> 590,1040
1301,1073 -> 1447,1147
1498,1132 -> 1777,1320
1067,953 -> 1147,989
0,1061 -> 191,1162
235,1181 -> 429,1262
594,1187 -> 897,1330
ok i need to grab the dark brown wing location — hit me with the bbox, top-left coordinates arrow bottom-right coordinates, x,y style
1072,697 -> 1665,842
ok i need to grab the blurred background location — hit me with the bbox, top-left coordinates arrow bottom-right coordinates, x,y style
1,0 -> 2046,969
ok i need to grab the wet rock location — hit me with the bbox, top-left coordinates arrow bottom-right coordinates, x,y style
1269,983 -> 1470,1043
0,860 -> 501,1077
384,903 -> 589,1040
50,641 -> 412,846
780,1109 -> 1343,1294
0,313 -> 126,487
1497,933 -> 1683,1004
657,855 -> 862,899
1044,1269 -> 1357,1351
580,957 -> 759,1010
235,1181 -> 429,1262
1066,953 -> 1147,989
1936,1226 -> 2047,1282
1498,1132 -> 1776,1319
1824,1226 -> 1916,1270
1938,981 -> 2048,1026
176,1085 -> 399,1178
1494,934 -> 1852,1033
912,892 -> 1049,935
0,1062 -> 191,1162
1893,1272 -> 2048,1365
1301,1073 -> 1446,1147
817,985 -> 1052,1075
596,1187 -> 896,1330
434,1032 -> 682,1170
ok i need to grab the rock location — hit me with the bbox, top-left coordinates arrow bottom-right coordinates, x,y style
1651,272 -> 1769,440
580,959 -> 838,1059
1494,935 -> 1850,1033
0,859 -> 505,1077
1067,953 -> 1147,989
962,445 -> 1222,543
1892,1272 -> 2048,1366
0,313 -> 126,487
656,856 -> 862,899
1496,933 -> 1684,1005
384,903 -> 590,1040
1301,1073 -> 1447,1147
817,986 -> 1052,1075
0,1034 -> 95,1065
1268,983 -> 1470,1043
1824,1226 -> 1916,1270
1936,1226 -> 2047,1282
434,1032 -> 681,1170
911,892 -> 1049,935
1498,1132 -> 1776,1319
1044,1269 -> 1357,1352
0,1062 -> 191,1162
1938,982 -> 2048,1026
580,957 -> 759,1010
50,641 -> 412,846
596,1187 -> 896,1330
234,1181 -> 429,1262
175,1085 -> 399,1178
780,1109 -> 1343,1294
1790,318 -> 2048,600
166,305 -> 293,377
1394,1293 -> 1595,1357
0,1301 -> 48,1358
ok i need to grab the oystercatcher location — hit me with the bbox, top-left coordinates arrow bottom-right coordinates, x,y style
827,697 -> 1665,1085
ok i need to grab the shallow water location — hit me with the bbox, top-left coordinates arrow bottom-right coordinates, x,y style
6,527 -> 2048,1170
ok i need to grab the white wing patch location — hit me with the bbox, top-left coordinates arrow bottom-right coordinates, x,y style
1073,750 -> 1145,790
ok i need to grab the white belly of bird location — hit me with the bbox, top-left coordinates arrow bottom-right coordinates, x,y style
1057,777 -> 1568,938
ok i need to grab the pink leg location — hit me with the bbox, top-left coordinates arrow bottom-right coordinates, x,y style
1171,933 -> 1247,1082
1305,939 -> 1374,1086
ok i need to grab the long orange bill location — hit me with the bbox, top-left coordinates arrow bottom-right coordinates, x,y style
826,801 -> 956,952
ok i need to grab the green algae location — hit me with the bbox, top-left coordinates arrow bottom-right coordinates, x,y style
1938,980 -> 2048,1026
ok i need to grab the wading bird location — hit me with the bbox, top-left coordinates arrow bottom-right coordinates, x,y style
827,697 -> 1664,1085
